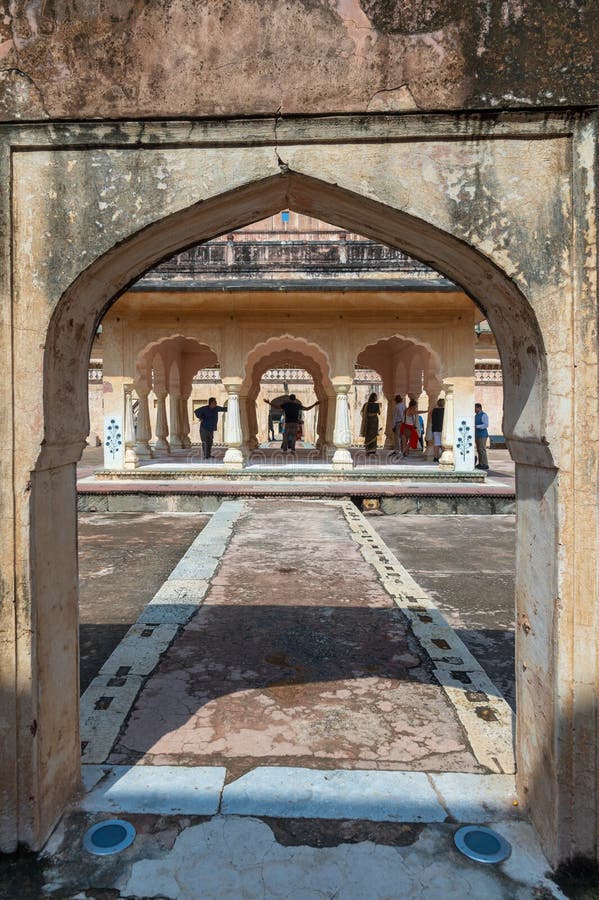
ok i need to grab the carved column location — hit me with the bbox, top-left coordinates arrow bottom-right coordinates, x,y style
134,387 -> 153,458
168,391 -> 183,449
222,378 -> 244,468
179,394 -> 192,449
123,386 -> 137,469
331,380 -> 353,468
439,382 -> 455,469
154,391 -> 170,452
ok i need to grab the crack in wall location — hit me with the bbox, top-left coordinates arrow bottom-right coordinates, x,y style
0,65 -> 49,116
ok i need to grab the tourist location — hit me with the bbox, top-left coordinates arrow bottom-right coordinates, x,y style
431,398 -> 445,462
360,392 -> 381,455
401,398 -> 420,456
475,402 -> 490,470
390,393 -> 406,459
265,394 -> 319,452
194,397 -> 227,459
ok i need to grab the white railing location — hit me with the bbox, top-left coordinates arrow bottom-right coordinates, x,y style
475,367 -> 503,384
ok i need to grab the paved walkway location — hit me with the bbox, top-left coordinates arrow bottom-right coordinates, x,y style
81,500 -> 513,776
36,500 -> 566,899
103,501 -> 502,774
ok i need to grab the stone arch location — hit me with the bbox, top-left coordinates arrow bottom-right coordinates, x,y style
241,335 -> 334,448
241,334 -> 332,389
42,172 -> 548,471
135,334 -> 219,393
355,334 -> 442,387
355,335 -> 443,445
15,168 -> 569,862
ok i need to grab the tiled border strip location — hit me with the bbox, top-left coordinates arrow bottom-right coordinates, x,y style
79,501 -> 246,764
340,501 -> 515,775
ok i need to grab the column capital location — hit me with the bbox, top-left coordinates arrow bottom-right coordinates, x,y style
332,376 -> 353,394
222,377 -> 243,393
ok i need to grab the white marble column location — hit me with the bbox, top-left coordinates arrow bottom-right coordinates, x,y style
123,387 -> 137,469
453,375 -> 476,471
223,379 -> 244,468
179,395 -> 192,449
168,392 -> 183,449
134,388 -> 153,458
439,383 -> 455,469
332,381 -> 353,468
154,391 -> 170,452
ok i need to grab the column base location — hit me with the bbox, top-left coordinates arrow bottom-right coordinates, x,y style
134,442 -> 153,458
439,449 -> 455,470
223,447 -> 244,468
332,448 -> 353,468
154,439 -> 170,452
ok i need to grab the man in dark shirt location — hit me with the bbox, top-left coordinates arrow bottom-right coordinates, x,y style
264,393 -> 319,452
194,397 -> 227,459
431,398 -> 445,462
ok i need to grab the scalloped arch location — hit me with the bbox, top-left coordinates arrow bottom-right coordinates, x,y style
135,334 -> 219,391
356,334 -> 443,384
242,334 -> 333,394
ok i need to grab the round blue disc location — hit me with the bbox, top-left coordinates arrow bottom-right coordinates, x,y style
83,819 -> 136,856
454,826 -> 511,864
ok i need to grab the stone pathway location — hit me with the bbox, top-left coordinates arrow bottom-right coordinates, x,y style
85,499 -> 512,775
45,500 -> 565,899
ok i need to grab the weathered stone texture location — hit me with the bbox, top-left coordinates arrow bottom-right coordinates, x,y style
0,1 -> 597,120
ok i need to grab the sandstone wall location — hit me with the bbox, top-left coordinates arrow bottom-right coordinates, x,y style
0,1 -> 597,121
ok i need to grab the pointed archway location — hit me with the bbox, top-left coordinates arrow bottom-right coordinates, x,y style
4,139 -> 595,871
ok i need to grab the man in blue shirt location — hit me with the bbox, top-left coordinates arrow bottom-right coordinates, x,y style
474,402 -> 489,470
194,397 -> 227,459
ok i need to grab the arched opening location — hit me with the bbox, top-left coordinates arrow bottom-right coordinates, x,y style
130,336 -> 220,459
18,171 -> 560,858
355,335 -> 443,457
43,173 -> 548,467
241,335 -> 334,453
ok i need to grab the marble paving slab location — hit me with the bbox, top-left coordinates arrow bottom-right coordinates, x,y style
81,764 -> 226,815
221,767 -> 445,822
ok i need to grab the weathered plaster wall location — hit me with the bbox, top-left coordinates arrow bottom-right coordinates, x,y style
0,1 -> 597,120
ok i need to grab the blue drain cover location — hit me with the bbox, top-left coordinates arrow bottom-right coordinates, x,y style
454,826 -> 511,864
83,819 -> 136,856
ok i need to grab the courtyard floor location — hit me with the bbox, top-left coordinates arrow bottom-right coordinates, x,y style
19,500 -> 567,898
